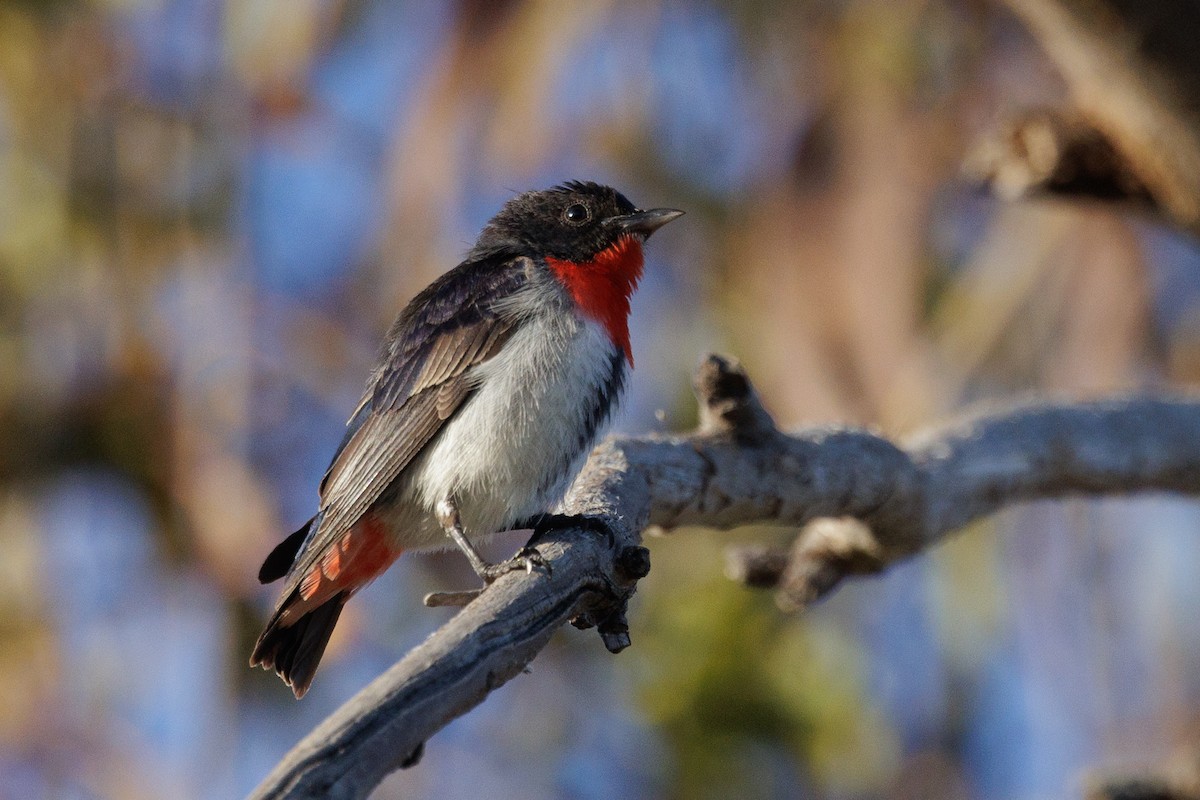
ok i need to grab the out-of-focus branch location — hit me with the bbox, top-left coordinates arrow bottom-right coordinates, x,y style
964,108 -> 1155,207
1082,740 -> 1200,800
1086,778 -> 1200,800
251,355 -> 1200,799
973,0 -> 1200,234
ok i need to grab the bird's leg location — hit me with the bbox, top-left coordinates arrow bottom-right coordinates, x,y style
513,513 -> 616,547
436,499 -> 493,579
436,499 -> 550,583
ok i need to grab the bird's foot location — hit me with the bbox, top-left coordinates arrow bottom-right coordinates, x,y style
482,545 -> 551,582
423,545 -> 550,608
427,500 -> 558,608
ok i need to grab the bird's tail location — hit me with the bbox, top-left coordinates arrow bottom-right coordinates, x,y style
250,589 -> 349,698
251,513 -> 401,697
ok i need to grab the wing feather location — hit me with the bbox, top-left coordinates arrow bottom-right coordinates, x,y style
435,374 -> 473,419
280,253 -> 530,590
311,389 -> 444,550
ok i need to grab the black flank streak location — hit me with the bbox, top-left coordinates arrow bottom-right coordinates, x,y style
539,351 -> 626,497
580,351 -> 626,453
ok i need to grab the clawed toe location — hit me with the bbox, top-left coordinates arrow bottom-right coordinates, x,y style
481,546 -> 551,582
515,546 -> 551,576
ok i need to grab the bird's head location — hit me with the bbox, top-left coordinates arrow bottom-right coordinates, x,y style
473,181 -> 683,365
475,180 -> 683,263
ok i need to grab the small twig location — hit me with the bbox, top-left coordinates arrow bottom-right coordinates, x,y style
422,590 -> 481,608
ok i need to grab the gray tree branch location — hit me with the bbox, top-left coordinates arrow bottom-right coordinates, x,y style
972,0 -> 1200,235
250,355 -> 1200,799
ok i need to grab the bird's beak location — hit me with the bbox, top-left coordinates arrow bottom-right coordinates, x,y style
611,208 -> 685,238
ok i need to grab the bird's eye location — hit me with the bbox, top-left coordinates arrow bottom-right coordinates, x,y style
564,203 -> 590,224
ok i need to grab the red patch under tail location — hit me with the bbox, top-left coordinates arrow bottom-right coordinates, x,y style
251,515 -> 400,697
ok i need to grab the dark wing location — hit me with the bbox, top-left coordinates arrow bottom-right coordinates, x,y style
280,252 -> 531,587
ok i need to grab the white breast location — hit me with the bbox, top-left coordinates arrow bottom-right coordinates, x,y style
398,308 -> 623,548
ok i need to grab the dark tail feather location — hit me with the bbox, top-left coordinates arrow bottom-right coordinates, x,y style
250,590 -> 348,698
258,517 -> 316,584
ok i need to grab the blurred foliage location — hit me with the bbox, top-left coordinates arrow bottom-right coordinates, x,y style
637,531 -> 900,799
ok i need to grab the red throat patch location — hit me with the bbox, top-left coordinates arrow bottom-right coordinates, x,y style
546,235 -> 644,365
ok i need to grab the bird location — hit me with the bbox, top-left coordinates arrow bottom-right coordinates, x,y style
250,181 -> 683,697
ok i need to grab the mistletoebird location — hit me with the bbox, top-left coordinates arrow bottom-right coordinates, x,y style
251,181 -> 683,696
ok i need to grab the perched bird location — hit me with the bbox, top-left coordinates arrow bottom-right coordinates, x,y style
251,181 -> 682,697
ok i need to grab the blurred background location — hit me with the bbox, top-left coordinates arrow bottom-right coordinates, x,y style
4,0 -> 1200,798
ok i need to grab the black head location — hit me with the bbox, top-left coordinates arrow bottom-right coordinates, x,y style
471,181 -> 683,263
